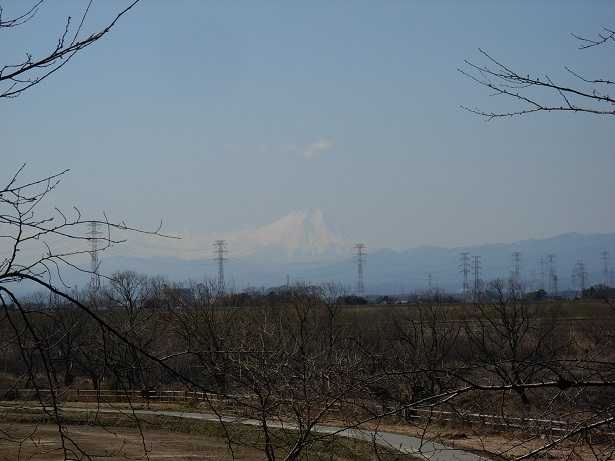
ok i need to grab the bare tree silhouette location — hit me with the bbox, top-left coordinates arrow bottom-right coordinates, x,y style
0,0 -> 141,98
461,28 -> 614,119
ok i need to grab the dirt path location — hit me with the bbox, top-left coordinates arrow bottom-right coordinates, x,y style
0,423 -> 264,460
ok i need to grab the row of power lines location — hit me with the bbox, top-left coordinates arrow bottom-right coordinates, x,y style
460,251 -> 612,297
87,230 -> 612,296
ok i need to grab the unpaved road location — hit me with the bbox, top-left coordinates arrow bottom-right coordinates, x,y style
0,423 -> 261,460
1,406 -> 489,461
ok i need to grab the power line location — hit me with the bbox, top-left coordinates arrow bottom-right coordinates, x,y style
573,261 -> 587,291
602,251 -> 610,287
354,244 -> 366,294
537,258 -> 546,291
213,240 -> 228,293
87,222 -> 102,292
547,254 -> 557,296
460,252 -> 470,296
472,255 -> 481,297
428,272 -> 433,296
512,251 -> 522,285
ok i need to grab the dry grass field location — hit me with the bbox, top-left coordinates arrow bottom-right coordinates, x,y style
1,297 -> 612,460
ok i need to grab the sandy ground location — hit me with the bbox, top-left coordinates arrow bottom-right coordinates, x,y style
0,424 -> 265,461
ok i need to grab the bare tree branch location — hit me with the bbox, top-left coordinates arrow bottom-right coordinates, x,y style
461,29 -> 615,119
572,27 -> 615,49
0,0 -> 141,98
0,0 -> 43,28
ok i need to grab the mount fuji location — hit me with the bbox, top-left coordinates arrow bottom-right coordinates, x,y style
223,210 -> 358,261
39,210 -> 615,296
66,210 -> 364,292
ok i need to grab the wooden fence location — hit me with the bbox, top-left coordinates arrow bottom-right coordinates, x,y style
1,388 -> 221,404
3,388 -> 610,437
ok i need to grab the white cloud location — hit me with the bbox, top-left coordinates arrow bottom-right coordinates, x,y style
283,139 -> 332,158
223,142 -> 236,152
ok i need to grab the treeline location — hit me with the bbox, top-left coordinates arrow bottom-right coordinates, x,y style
2,271 -> 615,460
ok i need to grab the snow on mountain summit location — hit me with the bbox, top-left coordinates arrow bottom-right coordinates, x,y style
224,210 -> 356,261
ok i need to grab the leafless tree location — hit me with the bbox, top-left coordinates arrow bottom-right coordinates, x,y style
459,279 -> 566,409
428,279 -> 615,460
0,165 -> 170,458
204,283 -> 391,461
383,292 -> 462,414
162,278 -> 242,396
0,0 -> 141,98
91,271 -> 168,392
460,28 -> 615,119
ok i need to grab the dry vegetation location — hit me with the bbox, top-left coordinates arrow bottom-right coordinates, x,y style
1,279 -> 614,460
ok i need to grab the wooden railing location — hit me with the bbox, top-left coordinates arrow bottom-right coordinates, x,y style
3,388 -> 611,437
1,388 -> 221,404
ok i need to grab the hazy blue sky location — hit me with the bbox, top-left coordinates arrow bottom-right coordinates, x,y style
2,0 -> 614,257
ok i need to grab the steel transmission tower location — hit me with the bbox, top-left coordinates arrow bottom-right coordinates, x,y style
460,252 -> 470,296
574,261 -> 587,291
602,251 -> 610,286
427,272 -> 433,296
472,255 -> 481,296
547,254 -> 558,296
87,222 -> 102,292
512,252 -> 522,285
538,258 -> 546,291
213,240 -> 228,293
354,244 -> 366,294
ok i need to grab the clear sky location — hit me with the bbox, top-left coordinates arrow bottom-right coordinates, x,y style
1,0 -> 614,257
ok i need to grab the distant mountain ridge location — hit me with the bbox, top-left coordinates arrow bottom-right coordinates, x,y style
367,232 -> 615,294
37,210 -> 615,296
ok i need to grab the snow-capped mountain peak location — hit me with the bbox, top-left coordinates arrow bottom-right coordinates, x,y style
225,209 -> 356,261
